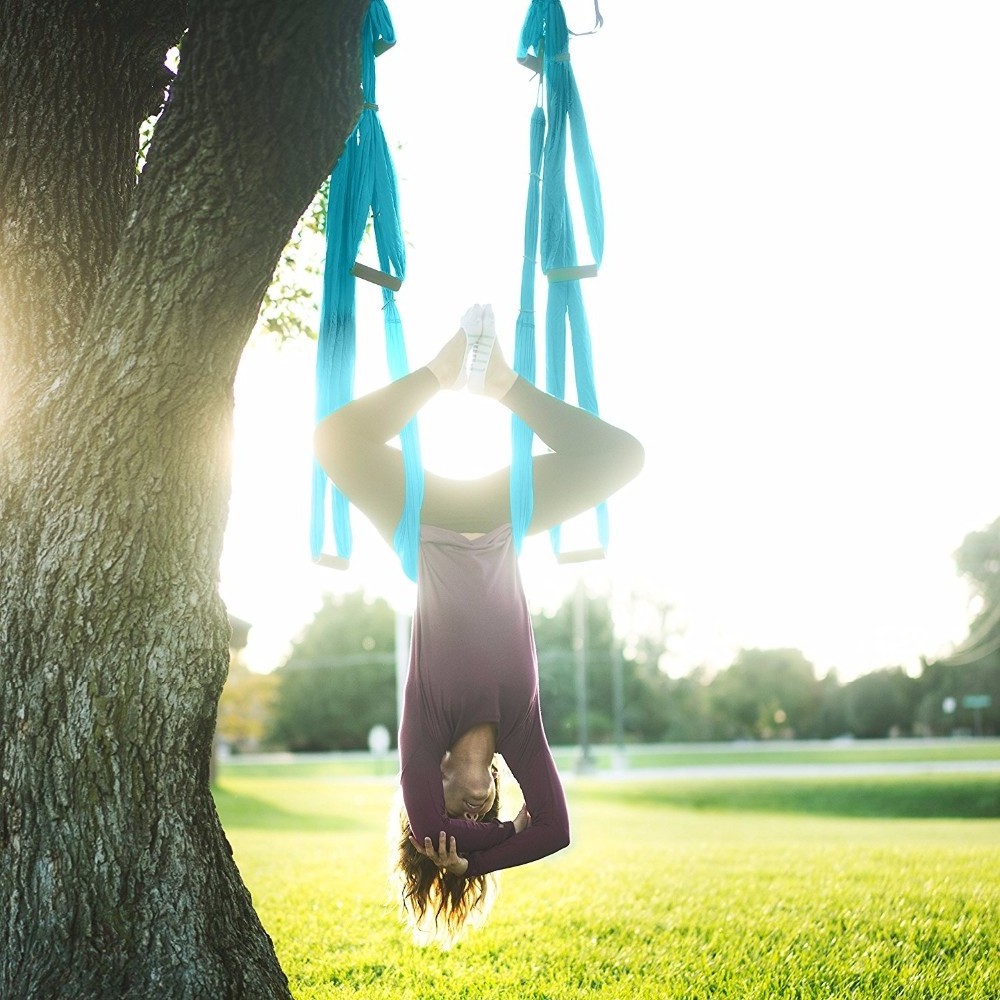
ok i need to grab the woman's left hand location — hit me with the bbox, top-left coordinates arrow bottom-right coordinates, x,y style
410,831 -> 469,877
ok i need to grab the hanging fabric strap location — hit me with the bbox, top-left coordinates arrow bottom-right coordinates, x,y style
311,0 -> 424,580
513,0 -> 609,556
509,102 -> 547,547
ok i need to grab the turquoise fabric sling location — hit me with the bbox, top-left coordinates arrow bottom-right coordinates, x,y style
513,0 -> 609,557
311,1 -> 425,581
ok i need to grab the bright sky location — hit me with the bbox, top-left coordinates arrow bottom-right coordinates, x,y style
219,1 -> 1000,682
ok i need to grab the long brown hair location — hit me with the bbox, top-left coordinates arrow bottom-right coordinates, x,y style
388,765 -> 501,948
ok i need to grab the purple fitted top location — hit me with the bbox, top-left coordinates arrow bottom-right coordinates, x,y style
398,523 -> 570,878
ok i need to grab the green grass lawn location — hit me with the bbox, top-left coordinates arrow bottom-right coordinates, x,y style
215,763 -> 1000,999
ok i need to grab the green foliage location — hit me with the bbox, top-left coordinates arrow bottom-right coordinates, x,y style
533,593 -> 615,742
135,46 -> 178,177
266,658 -> 396,752
217,657 -> 279,751
251,140 -> 402,343
214,766 -> 1000,999
266,592 -> 398,751
917,657 -> 1000,736
284,591 -> 397,665
708,647 -> 822,740
955,515 -> 1000,607
534,593 -> 680,744
260,586 -> 1000,750
254,182 -> 328,342
936,516 -> 1000,734
843,666 -> 921,738
814,670 -> 850,738
924,513 -> 1000,726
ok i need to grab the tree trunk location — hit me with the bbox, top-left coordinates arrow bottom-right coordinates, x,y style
0,2 -> 369,996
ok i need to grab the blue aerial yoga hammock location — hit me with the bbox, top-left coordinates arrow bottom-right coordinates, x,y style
511,0 -> 609,560
310,0 -> 425,581
311,0 -> 606,576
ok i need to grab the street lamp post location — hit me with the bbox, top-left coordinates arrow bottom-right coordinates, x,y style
573,578 -> 596,773
394,610 -> 411,762
611,634 -> 626,771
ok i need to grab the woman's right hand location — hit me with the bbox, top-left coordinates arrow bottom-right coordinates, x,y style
513,802 -> 532,833
410,831 -> 470,877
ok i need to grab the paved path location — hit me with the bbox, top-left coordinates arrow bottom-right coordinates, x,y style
573,758 -> 1000,781
224,748 -> 1000,784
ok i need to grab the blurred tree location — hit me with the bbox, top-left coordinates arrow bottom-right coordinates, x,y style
653,669 -> 713,742
533,593 -> 616,743
915,658 -> 999,737
256,584 -> 1000,749
917,516 -> 1000,736
283,591 -> 396,664
843,666 -> 921,738
954,515 -> 1000,608
535,647 -> 586,744
531,590 -> 673,744
621,659 -> 671,742
217,657 -> 279,754
266,592 -> 397,751
267,659 -> 396,752
707,648 -> 821,740
614,592 -> 685,742
813,669 -> 850,738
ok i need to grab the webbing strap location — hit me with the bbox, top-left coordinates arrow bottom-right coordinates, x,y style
513,0 -> 608,556
311,1 -> 424,580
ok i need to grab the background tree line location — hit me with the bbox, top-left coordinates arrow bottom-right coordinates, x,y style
220,516 -> 1000,751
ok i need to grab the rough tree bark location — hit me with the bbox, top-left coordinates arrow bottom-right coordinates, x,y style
0,1 -> 369,996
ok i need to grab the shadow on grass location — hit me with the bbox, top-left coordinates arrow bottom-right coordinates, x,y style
212,786 -> 365,833
573,774 -> 1000,819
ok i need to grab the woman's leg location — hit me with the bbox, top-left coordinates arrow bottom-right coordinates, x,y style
499,377 -> 645,535
314,368 -> 436,543
315,325 -> 644,540
417,337 -> 645,535
314,331 -> 470,542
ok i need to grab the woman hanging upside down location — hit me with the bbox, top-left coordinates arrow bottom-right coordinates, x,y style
314,303 -> 644,946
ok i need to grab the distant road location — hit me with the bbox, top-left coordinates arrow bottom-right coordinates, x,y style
224,738 -> 1000,781
555,737 -> 1000,780
585,759 -> 1000,781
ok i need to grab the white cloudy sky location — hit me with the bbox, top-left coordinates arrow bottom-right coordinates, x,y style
219,1 -> 1000,680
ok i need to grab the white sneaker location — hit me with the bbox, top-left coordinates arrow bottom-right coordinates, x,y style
468,304 -> 496,394
452,303 -> 484,390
